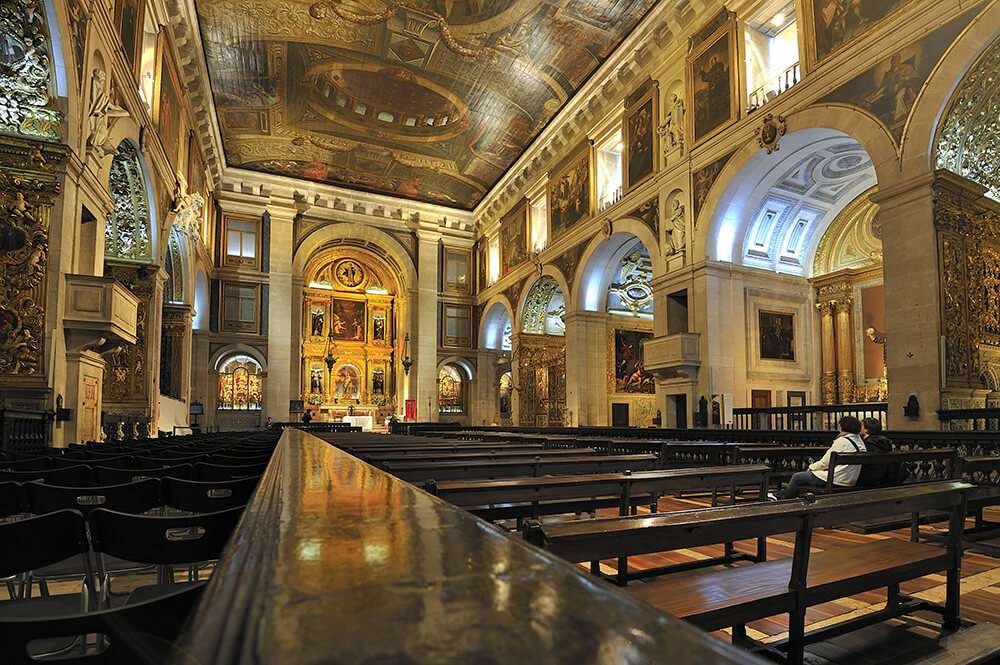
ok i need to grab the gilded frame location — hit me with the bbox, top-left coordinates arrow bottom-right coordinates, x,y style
686,12 -> 739,147
800,0 -> 909,71
622,79 -> 659,193
547,142 -> 595,241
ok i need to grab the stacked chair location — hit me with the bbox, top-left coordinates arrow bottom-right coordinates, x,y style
0,430 -> 278,663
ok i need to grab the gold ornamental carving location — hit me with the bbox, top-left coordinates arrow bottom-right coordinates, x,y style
933,172 -> 1000,389
0,138 -> 66,377
102,264 -> 156,402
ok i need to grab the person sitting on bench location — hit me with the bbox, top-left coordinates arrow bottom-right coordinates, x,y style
778,416 -> 866,499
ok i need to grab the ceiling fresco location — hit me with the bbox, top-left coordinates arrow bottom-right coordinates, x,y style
196,0 -> 658,209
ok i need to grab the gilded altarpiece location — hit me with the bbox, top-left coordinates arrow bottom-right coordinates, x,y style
517,335 -> 566,427
934,173 -> 1000,407
0,138 -> 67,405
301,254 -> 397,421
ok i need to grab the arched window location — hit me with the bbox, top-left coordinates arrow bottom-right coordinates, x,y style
106,141 -> 152,261
217,355 -> 263,410
438,366 -> 463,414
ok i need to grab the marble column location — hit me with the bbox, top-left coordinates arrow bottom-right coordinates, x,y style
564,311 -> 608,426
475,348 -> 499,425
816,301 -> 837,404
834,297 -> 854,404
415,231 -> 440,421
265,207 -> 295,422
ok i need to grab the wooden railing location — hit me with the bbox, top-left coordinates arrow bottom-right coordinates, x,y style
172,429 -> 766,665
938,408 -> 1000,431
729,403 -> 888,431
0,408 -> 51,453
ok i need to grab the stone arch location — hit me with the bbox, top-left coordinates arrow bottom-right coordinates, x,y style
210,344 -> 269,374
479,295 -> 514,350
574,220 -> 660,313
437,356 -> 475,381
293,222 -> 417,290
901,2 -> 1000,177
694,104 -> 899,264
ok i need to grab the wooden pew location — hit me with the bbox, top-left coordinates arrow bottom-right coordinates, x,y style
359,448 -> 596,464
383,453 -> 658,482
433,464 -> 771,584
733,446 -> 829,486
526,481 -> 971,665
341,442 -> 545,454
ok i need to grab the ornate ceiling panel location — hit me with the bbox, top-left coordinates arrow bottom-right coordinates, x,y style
197,0 -> 657,209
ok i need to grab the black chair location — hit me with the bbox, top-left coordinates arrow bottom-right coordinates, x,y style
0,510 -> 95,657
162,475 -> 259,512
194,461 -> 267,481
135,454 -> 205,469
92,462 -> 193,485
0,456 -> 52,472
0,482 -> 24,519
88,507 -> 242,604
26,478 -> 161,518
210,452 -> 271,466
0,465 -> 92,486
0,582 -> 205,665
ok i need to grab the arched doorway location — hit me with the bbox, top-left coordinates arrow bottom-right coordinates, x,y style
479,299 -> 513,425
215,353 -> 264,431
517,275 -> 567,426
299,248 -> 403,428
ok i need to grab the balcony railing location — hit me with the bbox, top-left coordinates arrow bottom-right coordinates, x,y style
748,61 -> 800,112
729,402 -> 888,431
598,186 -> 622,213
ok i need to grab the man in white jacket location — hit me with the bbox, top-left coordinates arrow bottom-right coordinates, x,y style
778,416 -> 866,499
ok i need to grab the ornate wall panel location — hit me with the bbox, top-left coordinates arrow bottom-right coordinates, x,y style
0,0 -> 62,138
0,138 -> 66,380
934,174 -> 1000,390
936,37 -> 1000,202
517,335 -> 565,426
106,141 -> 153,261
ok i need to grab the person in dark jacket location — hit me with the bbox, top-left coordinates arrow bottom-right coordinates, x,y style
859,417 -> 893,486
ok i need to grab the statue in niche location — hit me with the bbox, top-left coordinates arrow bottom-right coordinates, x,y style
309,367 -> 323,394
372,370 -> 384,395
310,308 -> 324,336
372,315 -> 385,341
86,68 -> 129,156
658,93 -> 685,158
664,198 -> 685,255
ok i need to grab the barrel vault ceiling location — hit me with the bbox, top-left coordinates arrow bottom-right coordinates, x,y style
196,0 -> 658,210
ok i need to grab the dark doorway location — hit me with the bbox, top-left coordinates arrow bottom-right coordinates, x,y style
670,394 -> 688,428
751,389 -> 772,429
611,403 -> 630,427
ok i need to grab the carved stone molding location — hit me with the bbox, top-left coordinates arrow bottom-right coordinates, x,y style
0,0 -> 62,139
0,138 -> 67,379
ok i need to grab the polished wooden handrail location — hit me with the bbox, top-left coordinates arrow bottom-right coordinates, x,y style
173,429 -> 765,664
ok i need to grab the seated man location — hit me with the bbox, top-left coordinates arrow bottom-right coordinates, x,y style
778,416 -> 866,499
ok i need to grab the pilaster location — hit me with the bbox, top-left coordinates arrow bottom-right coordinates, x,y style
265,206 -> 295,421
416,231 -> 440,421
564,311 -> 608,426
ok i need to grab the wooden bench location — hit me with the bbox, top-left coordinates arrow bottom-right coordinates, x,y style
342,443 -> 546,455
733,445 -> 830,486
360,447 -> 597,464
526,481 -> 971,665
383,453 -> 658,482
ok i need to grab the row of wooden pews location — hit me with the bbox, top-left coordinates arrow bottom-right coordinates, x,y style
353,427 -> 1000,664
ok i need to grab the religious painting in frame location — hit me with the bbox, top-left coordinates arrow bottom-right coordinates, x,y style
114,0 -> 143,73
548,143 -> 593,241
500,198 -> 528,277
613,329 -> 655,394
155,43 -> 183,169
759,311 -> 795,361
330,299 -> 366,342
623,80 -> 658,193
686,12 -> 738,146
803,0 -> 908,67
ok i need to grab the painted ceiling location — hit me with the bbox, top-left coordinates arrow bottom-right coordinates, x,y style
196,0 -> 658,210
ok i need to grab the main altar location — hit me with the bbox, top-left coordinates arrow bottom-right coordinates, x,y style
300,251 -> 401,426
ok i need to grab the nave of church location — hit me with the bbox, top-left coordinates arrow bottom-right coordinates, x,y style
0,0 -> 999,661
